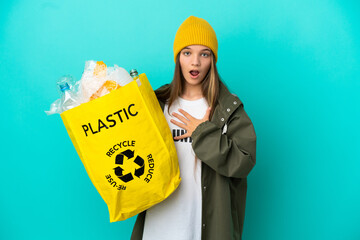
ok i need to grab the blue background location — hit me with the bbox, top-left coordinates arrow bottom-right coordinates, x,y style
1,0 -> 359,239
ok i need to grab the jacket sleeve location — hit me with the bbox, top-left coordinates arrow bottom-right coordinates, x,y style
191,105 -> 256,178
130,211 -> 146,240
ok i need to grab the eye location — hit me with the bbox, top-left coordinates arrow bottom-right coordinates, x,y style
201,52 -> 210,57
183,51 -> 190,56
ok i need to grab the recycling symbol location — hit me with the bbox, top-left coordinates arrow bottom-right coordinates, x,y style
114,149 -> 145,183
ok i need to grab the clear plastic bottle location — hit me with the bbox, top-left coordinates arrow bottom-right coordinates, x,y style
111,65 -> 133,86
59,85 -> 77,111
45,75 -> 80,115
57,75 -> 80,112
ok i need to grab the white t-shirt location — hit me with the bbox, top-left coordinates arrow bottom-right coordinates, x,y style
142,96 -> 209,240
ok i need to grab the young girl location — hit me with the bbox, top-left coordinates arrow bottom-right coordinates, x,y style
131,16 -> 256,240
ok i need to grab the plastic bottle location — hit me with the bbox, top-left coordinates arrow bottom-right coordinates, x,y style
90,80 -> 120,101
57,76 -> 80,112
111,65 -> 133,86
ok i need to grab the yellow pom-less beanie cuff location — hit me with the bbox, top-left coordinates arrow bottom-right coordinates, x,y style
173,16 -> 218,63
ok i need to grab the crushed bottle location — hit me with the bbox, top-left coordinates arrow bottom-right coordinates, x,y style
45,75 -> 81,115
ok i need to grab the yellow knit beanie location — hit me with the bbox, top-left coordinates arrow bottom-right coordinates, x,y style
173,16 -> 218,63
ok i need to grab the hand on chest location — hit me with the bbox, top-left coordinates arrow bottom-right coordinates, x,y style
164,98 -> 209,143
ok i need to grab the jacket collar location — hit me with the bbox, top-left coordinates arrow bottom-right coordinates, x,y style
212,80 -> 243,126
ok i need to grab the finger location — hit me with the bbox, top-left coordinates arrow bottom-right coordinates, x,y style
174,132 -> 191,140
178,109 -> 195,120
170,119 -> 187,129
172,112 -> 189,124
203,107 -> 211,120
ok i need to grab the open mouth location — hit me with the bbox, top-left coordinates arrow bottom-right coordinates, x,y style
190,70 -> 200,77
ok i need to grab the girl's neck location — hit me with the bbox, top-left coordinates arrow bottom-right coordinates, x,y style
181,85 -> 203,100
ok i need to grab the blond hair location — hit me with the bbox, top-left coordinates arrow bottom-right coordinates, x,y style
155,51 -> 220,120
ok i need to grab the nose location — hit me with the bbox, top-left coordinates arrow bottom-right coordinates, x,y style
191,55 -> 200,66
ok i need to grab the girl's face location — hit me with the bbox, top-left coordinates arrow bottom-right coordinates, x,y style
179,45 -> 212,88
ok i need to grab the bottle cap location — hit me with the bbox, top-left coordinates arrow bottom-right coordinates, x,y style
129,69 -> 138,77
59,82 -> 70,92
